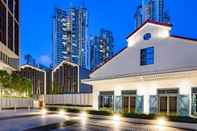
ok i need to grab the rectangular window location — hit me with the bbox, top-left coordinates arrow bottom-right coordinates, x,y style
99,91 -> 114,110
140,47 -> 154,66
0,1 -> 6,45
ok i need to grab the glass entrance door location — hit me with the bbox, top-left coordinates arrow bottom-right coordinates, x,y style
169,96 -> 177,113
122,96 -> 136,113
159,96 -> 177,114
123,96 -> 129,112
196,94 -> 197,112
130,96 -> 136,112
99,91 -> 114,111
159,96 -> 167,113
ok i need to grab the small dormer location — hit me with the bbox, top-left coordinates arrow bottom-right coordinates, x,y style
127,20 -> 172,47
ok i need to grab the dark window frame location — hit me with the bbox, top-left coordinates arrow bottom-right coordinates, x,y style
140,47 -> 154,66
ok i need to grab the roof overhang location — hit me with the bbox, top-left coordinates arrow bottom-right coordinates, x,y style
83,67 -> 197,85
52,60 -> 79,72
20,64 -> 46,73
126,20 -> 172,40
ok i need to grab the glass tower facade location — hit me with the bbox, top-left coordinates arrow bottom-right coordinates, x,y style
134,0 -> 170,28
0,0 -> 19,71
52,6 -> 88,69
90,29 -> 114,70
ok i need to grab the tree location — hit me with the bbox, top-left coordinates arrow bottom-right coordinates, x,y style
0,70 -> 11,88
10,74 -> 32,97
0,70 -> 32,97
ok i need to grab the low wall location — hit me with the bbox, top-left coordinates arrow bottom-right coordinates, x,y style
0,98 -> 33,109
44,94 -> 93,107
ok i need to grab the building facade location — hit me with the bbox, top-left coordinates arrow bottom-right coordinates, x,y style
52,6 -> 88,69
79,67 -> 92,93
52,61 -> 79,94
17,65 -> 46,95
84,21 -> 197,117
134,0 -> 170,28
0,0 -> 19,73
90,29 -> 114,70
24,54 -> 37,67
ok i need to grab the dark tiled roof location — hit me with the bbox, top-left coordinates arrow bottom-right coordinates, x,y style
171,35 -> 197,42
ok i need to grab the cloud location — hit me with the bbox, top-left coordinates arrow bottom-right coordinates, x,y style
37,55 -> 52,66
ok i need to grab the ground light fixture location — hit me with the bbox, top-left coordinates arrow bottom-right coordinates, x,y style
112,113 -> 121,129
80,111 -> 88,119
79,111 -> 88,128
156,117 -> 167,126
58,109 -> 69,120
113,114 -> 121,121
154,117 -> 168,130
58,109 -> 65,116
41,108 -> 48,115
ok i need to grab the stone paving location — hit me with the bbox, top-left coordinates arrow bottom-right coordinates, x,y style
0,110 -> 192,131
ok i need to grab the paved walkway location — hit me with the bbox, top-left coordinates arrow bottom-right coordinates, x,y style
0,110 -> 192,131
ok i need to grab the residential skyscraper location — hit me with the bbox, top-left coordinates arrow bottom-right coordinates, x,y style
0,0 -> 19,73
52,6 -> 88,69
24,54 -> 37,67
134,0 -> 170,28
90,29 -> 114,70
134,5 -> 143,28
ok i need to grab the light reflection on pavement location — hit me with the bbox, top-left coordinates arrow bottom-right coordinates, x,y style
0,111 -> 189,131
53,115 -> 187,131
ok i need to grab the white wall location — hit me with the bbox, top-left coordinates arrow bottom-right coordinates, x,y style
90,23 -> 197,80
91,76 -> 197,114
0,98 -> 33,108
44,94 -> 93,106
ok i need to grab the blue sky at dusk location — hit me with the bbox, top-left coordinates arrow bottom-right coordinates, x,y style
20,0 -> 197,66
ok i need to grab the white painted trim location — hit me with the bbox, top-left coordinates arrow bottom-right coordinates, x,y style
20,65 -> 46,73
83,67 -> 197,84
126,22 -> 172,41
52,60 -> 79,72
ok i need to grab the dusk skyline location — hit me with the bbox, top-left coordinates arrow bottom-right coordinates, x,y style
20,0 -> 197,66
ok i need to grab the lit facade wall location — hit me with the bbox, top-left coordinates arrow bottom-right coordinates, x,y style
0,0 -> 19,72
90,29 -> 114,70
135,0 -> 170,28
85,22 -> 197,117
16,65 -> 46,95
52,61 -> 79,94
90,73 -> 196,116
52,7 -> 88,69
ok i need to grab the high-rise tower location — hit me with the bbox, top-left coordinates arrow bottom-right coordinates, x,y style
52,6 -> 88,68
134,0 -> 170,28
0,0 -> 19,73
90,29 -> 114,70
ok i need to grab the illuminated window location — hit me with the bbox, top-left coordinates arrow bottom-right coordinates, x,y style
140,47 -> 154,66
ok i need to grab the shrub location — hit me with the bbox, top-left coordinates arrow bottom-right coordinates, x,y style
46,107 -> 59,111
99,107 -> 113,112
122,112 -> 156,119
66,108 -> 80,113
87,110 -> 112,116
167,116 -> 197,123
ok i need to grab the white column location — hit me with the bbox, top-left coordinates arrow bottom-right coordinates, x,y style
93,89 -> 99,110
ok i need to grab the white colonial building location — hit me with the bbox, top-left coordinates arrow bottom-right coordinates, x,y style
83,21 -> 197,116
